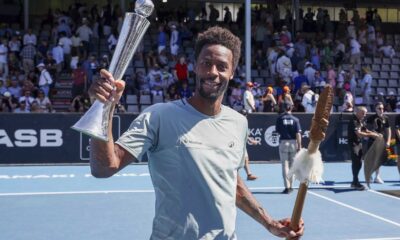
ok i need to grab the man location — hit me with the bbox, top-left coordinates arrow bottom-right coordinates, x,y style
366,102 -> 392,184
243,81 -> 256,113
347,106 -> 379,190
89,26 -> 303,239
275,102 -> 302,194
301,84 -> 318,113
37,63 -> 53,97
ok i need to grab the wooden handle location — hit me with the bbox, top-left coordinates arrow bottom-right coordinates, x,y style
290,182 -> 308,230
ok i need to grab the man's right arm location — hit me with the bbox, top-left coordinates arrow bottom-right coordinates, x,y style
88,69 -> 137,178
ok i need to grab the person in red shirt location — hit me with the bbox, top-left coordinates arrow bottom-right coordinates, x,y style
173,56 -> 189,83
72,62 -> 87,98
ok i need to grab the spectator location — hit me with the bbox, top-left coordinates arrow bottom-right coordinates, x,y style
229,81 -> 243,110
276,49 -> 292,85
349,37 -> 361,65
149,73 -> 164,97
1,91 -> 16,112
261,86 -> 276,112
57,19 -> 72,37
0,39 -> 9,77
223,6 -> 232,25
341,83 -> 354,112
59,32 -> 73,69
165,83 -> 180,102
361,66 -> 373,110
35,89 -> 52,112
173,56 -> 188,83
20,40 -> 36,75
23,28 -> 37,46
378,44 -> 395,59
157,25 -> 167,54
209,4 -> 219,25
386,91 -> 397,112
292,69 -> 308,94
52,41 -> 64,75
37,63 -> 53,97
8,78 -> 22,98
178,81 -> 192,99
8,36 -> 21,57
243,82 -> 256,113
76,18 -> 93,58
14,100 -> 30,113
107,29 -> 118,53
169,25 -> 180,61
72,62 -> 87,98
18,89 -> 34,111
301,84 -> 318,113
134,70 -> 150,95
304,62 -> 316,88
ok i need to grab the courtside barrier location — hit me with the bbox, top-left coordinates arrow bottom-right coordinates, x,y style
0,113 -> 398,164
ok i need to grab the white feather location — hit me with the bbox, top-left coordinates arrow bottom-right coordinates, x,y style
288,148 -> 324,184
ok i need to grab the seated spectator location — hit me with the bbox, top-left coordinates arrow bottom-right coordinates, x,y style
161,66 -> 175,91
165,83 -> 180,102
1,91 -> 16,112
157,49 -> 169,68
18,89 -> 35,110
36,89 -> 52,112
134,70 -> 150,95
149,73 -> 164,96
229,82 -> 243,109
8,78 -> 22,98
30,100 -> 43,113
178,81 -> 192,99
14,100 -> 30,113
72,62 -> 87,98
69,93 -> 90,112
378,44 -> 395,59
386,91 -> 397,112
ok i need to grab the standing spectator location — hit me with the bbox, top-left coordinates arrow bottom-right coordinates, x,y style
107,29 -> 118,53
76,18 -> 93,58
276,50 -> 292,85
0,39 -> 8,77
360,66 -> 372,110
23,28 -> 37,46
326,64 -> 336,89
37,63 -> 53,97
223,6 -> 232,25
52,41 -> 64,75
173,56 -> 188,83
209,4 -> 219,25
243,82 -> 256,113
350,37 -> 361,65
71,31 -> 82,56
366,102 -> 392,184
157,25 -> 167,54
347,106 -> 378,190
261,86 -> 276,112
275,102 -> 302,194
20,40 -> 36,76
59,32 -> 73,69
169,25 -> 180,61
301,84 -> 318,113
8,36 -> 21,57
304,62 -> 316,88
71,62 -> 87,98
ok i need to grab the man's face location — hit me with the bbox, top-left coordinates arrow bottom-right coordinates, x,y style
194,44 -> 234,100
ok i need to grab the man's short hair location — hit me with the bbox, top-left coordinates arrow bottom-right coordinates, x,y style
194,26 -> 241,71
356,106 -> 367,113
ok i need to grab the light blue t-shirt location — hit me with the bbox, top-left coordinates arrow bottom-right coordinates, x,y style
116,99 -> 248,240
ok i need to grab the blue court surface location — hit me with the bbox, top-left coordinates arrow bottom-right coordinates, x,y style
0,162 -> 399,240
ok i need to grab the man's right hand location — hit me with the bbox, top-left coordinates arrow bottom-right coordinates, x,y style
89,69 -> 125,104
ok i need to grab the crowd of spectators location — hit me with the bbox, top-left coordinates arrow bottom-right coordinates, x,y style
0,2 -> 399,114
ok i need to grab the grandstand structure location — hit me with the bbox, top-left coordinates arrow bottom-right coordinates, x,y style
1,0 -> 400,113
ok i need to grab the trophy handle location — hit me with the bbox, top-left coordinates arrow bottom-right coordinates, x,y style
71,6 -> 153,141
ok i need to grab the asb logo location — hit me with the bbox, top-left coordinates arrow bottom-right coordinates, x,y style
264,126 -> 280,147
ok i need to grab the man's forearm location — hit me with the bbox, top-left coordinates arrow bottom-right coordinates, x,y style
89,105 -> 119,177
236,175 -> 274,230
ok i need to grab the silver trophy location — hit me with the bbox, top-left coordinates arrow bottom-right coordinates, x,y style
71,0 -> 154,141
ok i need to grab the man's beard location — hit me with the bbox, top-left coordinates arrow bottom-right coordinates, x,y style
196,76 -> 229,100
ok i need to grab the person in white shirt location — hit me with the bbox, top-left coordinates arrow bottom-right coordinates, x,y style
304,62 -> 316,88
0,39 -> 8,77
52,42 -> 64,74
349,37 -> 361,65
23,29 -> 37,46
301,84 -> 318,113
169,25 -> 179,61
378,44 -> 395,59
76,19 -> 93,58
37,63 -> 53,97
361,66 -> 372,109
276,50 -> 292,84
243,82 -> 256,113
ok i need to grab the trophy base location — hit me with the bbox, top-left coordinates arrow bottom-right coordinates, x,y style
71,126 -> 109,142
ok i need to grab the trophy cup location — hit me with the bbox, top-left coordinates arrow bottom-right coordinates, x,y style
71,0 -> 154,141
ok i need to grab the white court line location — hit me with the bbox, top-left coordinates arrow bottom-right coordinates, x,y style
0,185 -> 360,197
346,237 -> 400,240
368,189 -> 400,201
0,190 -> 154,196
308,191 -> 400,228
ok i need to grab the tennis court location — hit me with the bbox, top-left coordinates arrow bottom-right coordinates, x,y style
1,162 -> 399,240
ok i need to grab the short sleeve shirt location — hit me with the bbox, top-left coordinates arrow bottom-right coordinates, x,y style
275,113 -> 302,140
348,114 -> 366,145
116,99 -> 248,239
366,113 -> 389,134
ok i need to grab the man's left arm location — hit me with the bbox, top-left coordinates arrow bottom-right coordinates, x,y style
236,175 -> 303,239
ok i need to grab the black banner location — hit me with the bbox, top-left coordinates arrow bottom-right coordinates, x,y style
0,113 -> 398,164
